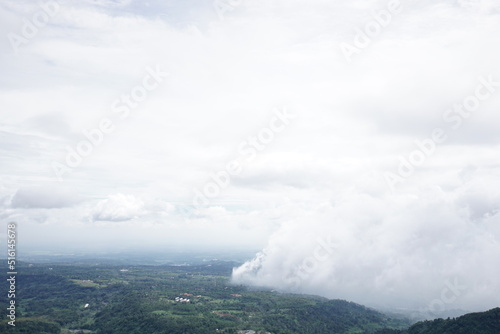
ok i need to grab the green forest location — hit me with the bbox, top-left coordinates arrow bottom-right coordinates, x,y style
0,260 -> 498,334
374,307 -> 500,334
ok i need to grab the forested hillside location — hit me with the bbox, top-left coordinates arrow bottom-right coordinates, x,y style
0,261 -> 498,333
374,307 -> 500,334
0,261 -> 407,333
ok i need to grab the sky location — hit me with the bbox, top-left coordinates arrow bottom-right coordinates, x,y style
1,0 -> 500,315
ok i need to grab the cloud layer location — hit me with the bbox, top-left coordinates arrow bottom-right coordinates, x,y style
233,171 -> 500,313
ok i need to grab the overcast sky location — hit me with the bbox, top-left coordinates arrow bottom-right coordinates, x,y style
1,0 -> 500,314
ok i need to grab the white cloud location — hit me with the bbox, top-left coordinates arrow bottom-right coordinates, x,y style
92,193 -> 144,221
233,172 -> 500,312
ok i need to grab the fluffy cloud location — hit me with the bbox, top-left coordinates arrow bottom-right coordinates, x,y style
232,171 -> 500,314
92,193 -> 144,221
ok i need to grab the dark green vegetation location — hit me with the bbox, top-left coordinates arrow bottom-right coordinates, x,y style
373,307 -> 500,334
0,260 -> 409,333
0,260 -> 497,333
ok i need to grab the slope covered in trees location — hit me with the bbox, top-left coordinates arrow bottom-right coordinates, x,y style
373,307 -> 500,334
0,261 -> 408,333
0,260 -> 498,333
